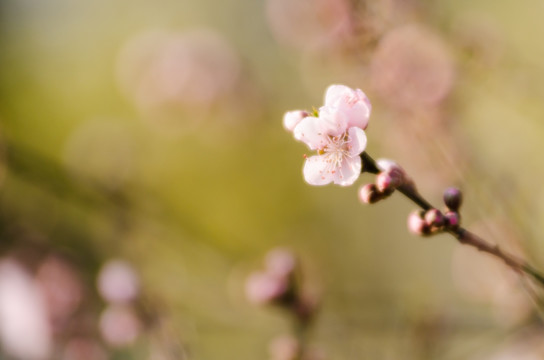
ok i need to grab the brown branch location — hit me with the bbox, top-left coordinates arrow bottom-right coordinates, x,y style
360,151 -> 544,287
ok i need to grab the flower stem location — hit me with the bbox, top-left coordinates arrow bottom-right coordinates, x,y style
360,152 -> 544,288
361,152 -> 381,175
396,184 -> 433,211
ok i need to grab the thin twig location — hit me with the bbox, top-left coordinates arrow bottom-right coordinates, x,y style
360,151 -> 544,288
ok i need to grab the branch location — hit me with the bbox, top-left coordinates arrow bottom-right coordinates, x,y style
360,152 -> 544,287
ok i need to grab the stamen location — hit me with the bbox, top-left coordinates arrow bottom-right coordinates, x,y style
313,131 -> 355,176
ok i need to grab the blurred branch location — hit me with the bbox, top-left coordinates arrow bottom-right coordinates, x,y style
5,140 -> 130,209
3,139 -> 226,250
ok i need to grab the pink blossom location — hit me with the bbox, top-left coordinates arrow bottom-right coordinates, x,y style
99,305 -> 141,347
289,85 -> 370,186
265,248 -> 296,278
245,271 -> 288,305
0,260 -> 52,360
324,85 -> 371,130
96,259 -> 140,304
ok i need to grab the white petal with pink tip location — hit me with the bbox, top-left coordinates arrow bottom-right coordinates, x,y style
283,110 -> 308,132
317,106 -> 349,137
347,127 -> 367,156
333,155 -> 361,186
303,155 -> 336,186
293,117 -> 329,150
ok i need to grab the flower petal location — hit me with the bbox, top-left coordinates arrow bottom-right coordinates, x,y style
333,156 -> 361,186
347,127 -> 367,156
324,85 -> 371,130
302,155 -> 334,186
376,158 -> 398,172
293,116 -> 329,150
317,105 -> 348,137
324,84 -> 352,106
345,101 -> 370,129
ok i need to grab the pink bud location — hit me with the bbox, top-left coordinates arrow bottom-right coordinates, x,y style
265,248 -> 296,278
293,294 -> 318,324
443,187 -> 463,211
407,210 -> 430,236
375,159 -> 398,172
283,110 -> 309,132
358,184 -> 379,204
388,167 -> 406,186
245,272 -> 288,305
424,209 -> 444,228
375,159 -> 407,191
376,172 -> 392,192
444,211 -> 460,228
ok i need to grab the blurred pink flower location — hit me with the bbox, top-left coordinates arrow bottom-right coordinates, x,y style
269,335 -> 300,360
265,0 -> 352,49
245,271 -> 288,305
36,256 -> 83,331
370,24 -> 455,109
265,248 -> 296,278
97,259 -> 140,304
0,259 -> 52,360
116,29 -> 241,119
99,305 -> 142,347
289,85 -> 369,186
62,338 -> 107,360
269,334 -> 326,360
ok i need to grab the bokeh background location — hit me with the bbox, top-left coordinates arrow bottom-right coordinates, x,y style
2,0 -> 544,359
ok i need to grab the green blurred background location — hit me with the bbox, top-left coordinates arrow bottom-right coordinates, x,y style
2,0 -> 544,359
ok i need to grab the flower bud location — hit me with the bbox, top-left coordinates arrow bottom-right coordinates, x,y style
358,184 -> 380,204
376,158 -> 409,190
444,211 -> 460,229
269,335 -> 300,360
375,159 -> 399,172
283,110 -> 309,132
245,272 -> 288,305
265,248 -> 296,278
424,208 -> 445,228
293,294 -> 318,324
407,210 -> 430,236
443,187 -> 462,211
375,172 -> 392,192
